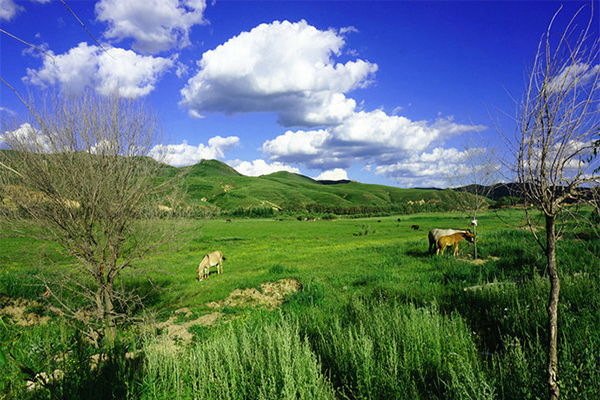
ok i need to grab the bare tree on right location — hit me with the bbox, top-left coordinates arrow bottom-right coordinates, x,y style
502,5 -> 599,399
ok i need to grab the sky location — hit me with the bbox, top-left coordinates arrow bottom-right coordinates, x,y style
1,0 -> 598,188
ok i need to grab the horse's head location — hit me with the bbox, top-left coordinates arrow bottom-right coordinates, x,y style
464,231 -> 476,243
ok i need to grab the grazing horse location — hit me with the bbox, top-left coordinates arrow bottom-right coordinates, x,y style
198,251 -> 225,281
436,231 -> 475,256
428,229 -> 469,254
411,225 -> 420,230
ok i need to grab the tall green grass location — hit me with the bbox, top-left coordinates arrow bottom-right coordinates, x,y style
304,299 -> 494,400
140,300 -> 496,400
142,314 -> 335,400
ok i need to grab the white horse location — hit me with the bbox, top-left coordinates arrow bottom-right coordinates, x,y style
428,229 -> 469,254
198,251 -> 225,281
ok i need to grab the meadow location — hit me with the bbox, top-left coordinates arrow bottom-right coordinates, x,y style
1,208 -> 599,399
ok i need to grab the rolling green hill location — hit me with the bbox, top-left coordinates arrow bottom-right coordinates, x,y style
177,159 -> 482,215
0,150 -> 484,216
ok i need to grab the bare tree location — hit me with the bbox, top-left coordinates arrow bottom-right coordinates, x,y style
503,5 -> 599,399
0,90 -> 189,345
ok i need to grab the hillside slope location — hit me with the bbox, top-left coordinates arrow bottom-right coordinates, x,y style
0,151 -> 484,215
179,159 -> 480,214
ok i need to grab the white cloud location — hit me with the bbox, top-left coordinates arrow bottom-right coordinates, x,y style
314,168 -> 349,181
228,159 -> 301,177
263,110 -> 485,170
148,136 -> 239,167
0,0 -> 21,21
1,123 -> 51,152
180,20 -> 377,126
0,0 -> 48,21
95,0 -> 207,54
548,62 -> 600,93
25,42 -> 174,98
0,107 -> 16,115
262,129 -> 329,158
374,147 -> 480,188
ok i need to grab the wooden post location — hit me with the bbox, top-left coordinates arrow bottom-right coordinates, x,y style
471,219 -> 478,260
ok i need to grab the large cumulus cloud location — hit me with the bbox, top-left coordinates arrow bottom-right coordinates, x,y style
180,20 -> 378,126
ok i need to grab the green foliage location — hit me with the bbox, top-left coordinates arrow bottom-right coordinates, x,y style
353,223 -> 376,236
490,196 -> 519,209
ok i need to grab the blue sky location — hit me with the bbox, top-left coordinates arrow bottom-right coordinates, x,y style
1,0 -> 598,187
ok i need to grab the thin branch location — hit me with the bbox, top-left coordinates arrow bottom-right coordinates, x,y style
0,29 -> 55,61
58,0 -> 114,59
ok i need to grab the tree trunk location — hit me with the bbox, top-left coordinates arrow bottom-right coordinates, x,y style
94,267 -> 116,346
104,277 -> 117,345
545,214 -> 560,400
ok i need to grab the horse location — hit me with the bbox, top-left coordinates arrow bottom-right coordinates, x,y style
411,225 -> 420,230
436,231 -> 475,256
428,228 -> 470,254
198,251 -> 225,281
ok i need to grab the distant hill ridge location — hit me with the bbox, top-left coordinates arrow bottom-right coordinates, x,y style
0,151 -> 491,215
176,159 -> 485,215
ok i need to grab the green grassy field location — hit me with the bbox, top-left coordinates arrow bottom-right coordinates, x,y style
1,208 -> 599,399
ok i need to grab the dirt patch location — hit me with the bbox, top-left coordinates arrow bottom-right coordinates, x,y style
1,279 -> 301,350
0,296 -> 60,327
153,279 -> 301,349
469,256 -> 500,265
207,278 -> 301,310
518,225 -> 538,233
153,307 -> 223,348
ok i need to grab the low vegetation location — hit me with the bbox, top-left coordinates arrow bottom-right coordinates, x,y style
1,208 -> 599,399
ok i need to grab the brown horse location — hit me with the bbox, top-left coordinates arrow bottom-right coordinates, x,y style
428,228 -> 470,254
436,231 -> 475,256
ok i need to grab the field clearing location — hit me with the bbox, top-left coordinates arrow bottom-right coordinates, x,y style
1,208 -> 599,399
120,209 -> 525,310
